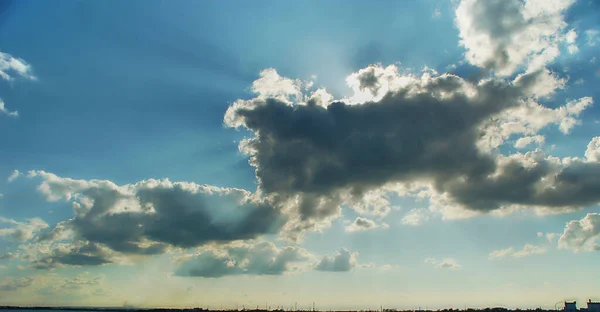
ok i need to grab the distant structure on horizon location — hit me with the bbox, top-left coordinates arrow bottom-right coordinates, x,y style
564,300 -> 600,312
565,302 -> 577,312
584,300 -> 600,312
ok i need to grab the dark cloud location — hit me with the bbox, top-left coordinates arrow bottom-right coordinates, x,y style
33,242 -> 114,270
27,172 -> 286,268
175,242 -> 311,278
439,154 -> 600,212
314,248 -> 357,272
226,70 -> 579,221
356,67 -> 381,96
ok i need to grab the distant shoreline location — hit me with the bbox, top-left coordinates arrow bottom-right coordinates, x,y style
0,307 -> 562,312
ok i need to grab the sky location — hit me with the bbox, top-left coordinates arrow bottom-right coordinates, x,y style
1,0 -> 600,309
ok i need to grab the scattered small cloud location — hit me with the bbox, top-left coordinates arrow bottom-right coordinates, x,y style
433,7 -> 442,18
0,277 -> 33,291
489,244 -> 547,259
402,209 -> 431,226
344,217 -> 388,232
586,29 -> 599,46
8,170 -> 21,182
314,248 -> 358,272
0,99 -> 18,118
425,257 -> 460,269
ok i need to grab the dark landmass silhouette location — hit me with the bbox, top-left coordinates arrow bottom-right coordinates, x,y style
0,307 -> 563,312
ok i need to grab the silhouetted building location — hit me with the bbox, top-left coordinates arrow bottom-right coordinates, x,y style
587,300 -> 600,312
565,302 -> 577,311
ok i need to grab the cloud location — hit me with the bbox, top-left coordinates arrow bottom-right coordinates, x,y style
314,248 -> 358,272
344,217 -> 388,232
489,244 -> 547,259
514,135 -> 545,149
565,29 -> 579,54
0,277 -> 33,291
0,217 -> 48,242
537,232 -> 560,243
30,242 -> 117,270
225,64 -> 597,231
586,29 -> 599,46
425,257 -> 460,269
56,273 -> 103,290
401,209 -> 432,226
433,7 -> 442,18
455,0 -> 576,76
0,50 -> 35,118
0,99 -> 18,117
558,213 -> 600,252
19,171 -> 285,268
0,252 -> 16,261
174,241 -> 312,278
7,170 -> 21,182
0,50 -> 35,81
585,137 -> 600,162
488,247 -> 516,259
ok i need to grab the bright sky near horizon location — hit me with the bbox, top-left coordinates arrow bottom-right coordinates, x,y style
1,0 -> 600,309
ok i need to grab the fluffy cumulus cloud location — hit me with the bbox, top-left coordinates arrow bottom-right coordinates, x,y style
425,257 -> 460,269
558,213 -> 600,252
175,241 -> 312,278
225,61 -> 597,231
0,217 -> 48,242
514,135 -> 545,149
15,171 -> 285,269
585,137 -> 600,162
314,248 -> 358,272
488,244 -> 547,259
344,217 -> 388,232
455,0 -> 576,76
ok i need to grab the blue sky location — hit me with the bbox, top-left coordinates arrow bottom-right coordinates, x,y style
1,0 -> 600,309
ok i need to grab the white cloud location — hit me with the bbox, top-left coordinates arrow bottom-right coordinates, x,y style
425,257 -> 460,269
8,170 -> 21,182
513,244 -> 548,257
565,29 -> 579,54
514,135 -> 545,149
489,244 -> 547,259
0,50 -> 35,81
401,208 -> 432,226
250,68 -> 309,104
455,0 -> 576,76
433,7 -> 442,18
586,29 -> 599,46
488,247 -> 516,259
585,137 -> 600,162
558,213 -> 600,252
0,99 -> 18,118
